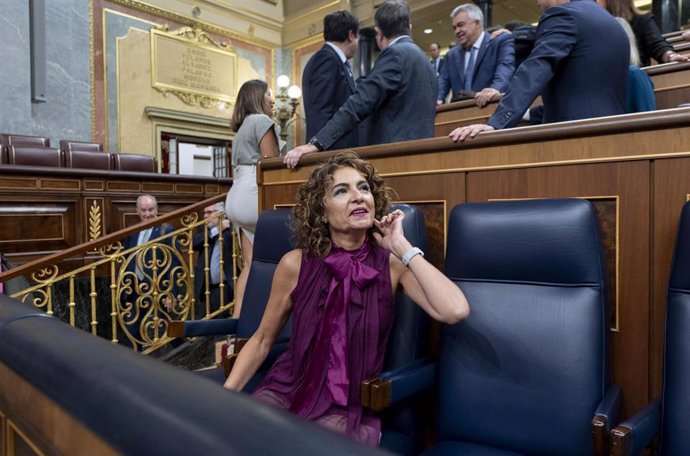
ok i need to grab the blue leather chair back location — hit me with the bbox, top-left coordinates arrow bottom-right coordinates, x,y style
379,204 -> 432,455
660,202 -> 690,455
383,203 -> 431,370
438,198 -> 608,455
235,209 -> 295,343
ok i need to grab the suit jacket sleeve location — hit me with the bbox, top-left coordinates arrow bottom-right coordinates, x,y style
314,46 -> 402,150
303,52 -> 343,137
437,54 -> 451,102
488,33 -> 516,92
487,6 -> 577,130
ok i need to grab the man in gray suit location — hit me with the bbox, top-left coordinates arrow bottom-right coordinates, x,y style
284,0 -> 437,168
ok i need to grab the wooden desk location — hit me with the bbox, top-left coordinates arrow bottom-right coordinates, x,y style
258,107 -> 690,417
0,166 -> 230,265
434,61 -> 690,134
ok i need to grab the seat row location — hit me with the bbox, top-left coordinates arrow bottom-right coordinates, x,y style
171,198 -> 631,456
0,133 -> 157,172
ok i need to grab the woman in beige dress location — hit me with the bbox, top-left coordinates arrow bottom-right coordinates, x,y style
226,80 -> 279,317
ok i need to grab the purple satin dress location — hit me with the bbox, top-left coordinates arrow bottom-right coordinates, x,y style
252,239 -> 393,446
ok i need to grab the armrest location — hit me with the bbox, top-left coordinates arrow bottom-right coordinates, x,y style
591,384 -> 622,456
610,398 -> 662,456
167,318 -> 238,338
362,359 -> 436,411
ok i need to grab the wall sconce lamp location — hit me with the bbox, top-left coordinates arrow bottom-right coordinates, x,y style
274,74 -> 302,142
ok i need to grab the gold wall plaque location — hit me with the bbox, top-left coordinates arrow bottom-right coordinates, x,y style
151,27 -> 237,108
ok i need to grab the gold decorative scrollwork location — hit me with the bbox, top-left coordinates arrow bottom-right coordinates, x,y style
181,212 -> 199,227
157,25 -> 230,50
153,88 -> 222,108
174,230 -> 192,251
32,265 -> 59,284
89,201 -> 102,241
100,241 -> 124,257
116,241 -> 191,349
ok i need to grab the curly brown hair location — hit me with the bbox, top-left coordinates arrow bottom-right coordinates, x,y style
293,152 -> 394,258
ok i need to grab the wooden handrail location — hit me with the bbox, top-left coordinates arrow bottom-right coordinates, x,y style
0,193 -> 226,283
261,107 -> 690,170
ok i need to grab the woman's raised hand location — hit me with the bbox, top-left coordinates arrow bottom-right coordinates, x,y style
372,209 -> 410,258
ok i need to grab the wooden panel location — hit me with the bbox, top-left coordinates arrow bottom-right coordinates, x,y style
0,364 -> 117,456
466,162 -> 650,415
0,200 -> 78,253
142,182 -> 175,193
174,183 -> 204,194
0,178 -> 39,190
106,181 -> 140,192
650,158 -> 690,400
83,180 -> 105,191
39,179 -> 80,191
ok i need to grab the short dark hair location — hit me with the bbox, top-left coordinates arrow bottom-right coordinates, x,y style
323,11 -> 359,42
374,0 -> 410,39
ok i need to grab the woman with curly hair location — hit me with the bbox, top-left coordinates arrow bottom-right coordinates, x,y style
224,152 -> 469,446
226,79 -> 279,318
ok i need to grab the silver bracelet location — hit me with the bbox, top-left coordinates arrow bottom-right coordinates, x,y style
401,247 -> 424,267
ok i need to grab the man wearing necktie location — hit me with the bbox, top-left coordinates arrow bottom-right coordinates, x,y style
437,3 -> 515,108
302,11 -> 360,151
285,0 -> 438,168
119,194 -> 181,348
192,202 -> 234,318
429,42 -> 444,77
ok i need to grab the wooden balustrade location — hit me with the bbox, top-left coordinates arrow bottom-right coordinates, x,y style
434,60 -> 690,134
0,165 -> 231,267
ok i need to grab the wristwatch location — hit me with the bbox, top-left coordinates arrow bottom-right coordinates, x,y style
308,137 -> 325,151
401,247 -> 424,267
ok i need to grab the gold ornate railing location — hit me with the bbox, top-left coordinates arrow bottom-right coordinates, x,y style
0,194 -> 237,353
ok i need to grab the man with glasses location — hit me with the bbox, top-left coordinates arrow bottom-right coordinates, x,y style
192,202 -> 234,318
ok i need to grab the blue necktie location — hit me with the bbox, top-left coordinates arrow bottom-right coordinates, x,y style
463,47 -> 476,91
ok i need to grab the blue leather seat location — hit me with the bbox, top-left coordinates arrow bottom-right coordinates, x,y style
610,201 -> 690,456
429,198 -> 619,456
168,208 -> 295,389
372,204 -> 432,455
0,295 -> 394,456
370,199 -> 620,456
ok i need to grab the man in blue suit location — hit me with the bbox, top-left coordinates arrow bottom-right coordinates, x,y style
302,11 -> 360,151
429,42 -> 445,76
284,0 -> 437,168
438,4 -> 515,108
450,0 -> 629,141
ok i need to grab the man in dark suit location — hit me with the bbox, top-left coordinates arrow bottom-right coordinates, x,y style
450,0 -> 629,142
429,42 -> 444,76
120,194 -> 180,347
437,3 -> 515,108
302,11 -> 360,151
193,202 -> 233,319
284,0 -> 437,168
